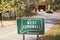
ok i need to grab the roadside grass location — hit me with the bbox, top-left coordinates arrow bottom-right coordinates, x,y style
55,10 -> 60,13
40,35 -> 60,40
39,21 -> 60,40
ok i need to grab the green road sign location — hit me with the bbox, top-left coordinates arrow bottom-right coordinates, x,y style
17,18 -> 45,35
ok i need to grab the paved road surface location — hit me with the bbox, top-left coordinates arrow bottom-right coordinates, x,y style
0,12 -> 60,40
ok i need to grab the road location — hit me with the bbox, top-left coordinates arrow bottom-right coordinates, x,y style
0,12 -> 60,40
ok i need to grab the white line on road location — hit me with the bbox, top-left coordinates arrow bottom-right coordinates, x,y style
0,30 -> 16,38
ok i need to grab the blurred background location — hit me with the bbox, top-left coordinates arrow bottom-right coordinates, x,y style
0,0 -> 60,20
0,0 -> 60,40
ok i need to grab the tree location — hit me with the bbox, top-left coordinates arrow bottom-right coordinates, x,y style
1,0 -> 38,17
16,0 -> 38,17
46,0 -> 60,11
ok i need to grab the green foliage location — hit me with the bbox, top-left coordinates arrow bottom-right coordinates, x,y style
0,0 -> 38,17
46,0 -> 60,11
18,0 -> 36,17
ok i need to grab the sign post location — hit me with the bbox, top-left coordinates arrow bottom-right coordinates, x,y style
37,34 -> 39,40
23,34 -> 25,40
17,18 -> 45,40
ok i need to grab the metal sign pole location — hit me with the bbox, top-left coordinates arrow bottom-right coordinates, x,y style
23,34 -> 25,40
37,34 -> 39,40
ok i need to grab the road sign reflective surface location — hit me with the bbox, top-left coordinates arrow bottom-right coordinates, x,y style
17,18 -> 45,35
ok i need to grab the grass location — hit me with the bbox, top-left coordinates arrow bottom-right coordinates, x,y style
39,21 -> 60,40
40,35 -> 60,40
55,10 -> 60,13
